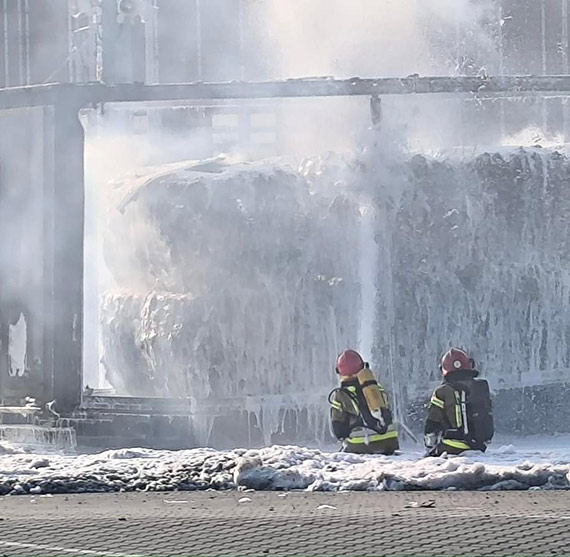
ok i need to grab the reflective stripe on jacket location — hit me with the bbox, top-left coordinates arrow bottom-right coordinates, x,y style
329,377 -> 399,451
425,383 -> 473,454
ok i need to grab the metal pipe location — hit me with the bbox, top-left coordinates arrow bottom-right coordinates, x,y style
541,0 -> 548,133
152,0 -> 159,83
7,76 -> 570,110
541,0 -> 547,75
195,0 -> 202,80
562,0 -> 569,142
23,0 -> 30,85
67,0 -> 74,82
455,0 -> 461,73
563,0 -> 569,73
498,2 -> 505,138
238,0 -> 245,81
144,0 -> 159,84
3,0 -> 9,87
17,0 -> 23,85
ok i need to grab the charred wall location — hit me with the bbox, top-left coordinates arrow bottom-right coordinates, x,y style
0,108 -> 45,400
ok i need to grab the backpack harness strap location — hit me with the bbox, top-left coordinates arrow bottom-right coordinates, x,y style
339,384 -> 388,435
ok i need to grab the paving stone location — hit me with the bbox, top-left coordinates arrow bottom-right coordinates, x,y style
0,491 -> 567,556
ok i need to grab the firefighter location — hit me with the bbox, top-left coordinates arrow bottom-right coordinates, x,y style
329,349 -> 399,455
424,348 -> 494,457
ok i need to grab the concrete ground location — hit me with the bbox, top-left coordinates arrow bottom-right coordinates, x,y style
0,490 -> 568,556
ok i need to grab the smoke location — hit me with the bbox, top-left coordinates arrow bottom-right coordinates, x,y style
0,107 -> 46,396
82,108 -> 208,387
81,1 -> 503,392
241,0 -> 502,159
258,0 -> 498,79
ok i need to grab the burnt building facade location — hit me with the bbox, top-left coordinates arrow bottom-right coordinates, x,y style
1,1 -> 570,447
0,0 -> 254,88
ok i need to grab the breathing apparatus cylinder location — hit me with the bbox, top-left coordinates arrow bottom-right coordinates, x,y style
356,364 -> 387,424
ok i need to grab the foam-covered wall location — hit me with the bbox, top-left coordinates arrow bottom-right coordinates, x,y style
100,148 -> 570,443
372,148 -> 570,407
100,158 -> 362,445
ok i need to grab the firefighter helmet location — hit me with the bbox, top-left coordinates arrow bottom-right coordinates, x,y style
336,349 -> 365,377
440,348 -> 474,375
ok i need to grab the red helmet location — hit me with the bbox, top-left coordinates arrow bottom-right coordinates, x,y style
336,349 -> 365,377
440,348 -> 474,375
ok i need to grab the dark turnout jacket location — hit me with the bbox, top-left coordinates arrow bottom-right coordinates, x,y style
425,369 -> 492,456
330,376 -> 399,455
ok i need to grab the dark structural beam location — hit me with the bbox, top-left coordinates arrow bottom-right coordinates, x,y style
51,100 -> 84,411
40,91 -> 85,412
4,75 -> 570,110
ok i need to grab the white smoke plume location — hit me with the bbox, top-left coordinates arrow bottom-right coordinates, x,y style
256,0 -> 498,79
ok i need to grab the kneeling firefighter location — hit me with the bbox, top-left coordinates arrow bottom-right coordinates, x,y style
329,349 -> 399,455
424,348 -> 494,457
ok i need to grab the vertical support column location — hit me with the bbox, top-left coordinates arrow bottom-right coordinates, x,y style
66,0 -> 75,81
22,0 -> 30,85
144,0 -> 159,83
370,95 -> 382,129
498,1 -> 505,139
44,99 -> 84,413
102,0 -> 147,83
16,0 -> 23,84
562,0 -> 569,143
2,0 -> 9,87
42,106 -> 54,406
541,0 -> 547,75
195,0 -> 202,80
237,0 -> 245,80
454,1 -> 461,73
563,0 -> 569,73
541,0 -> 548,134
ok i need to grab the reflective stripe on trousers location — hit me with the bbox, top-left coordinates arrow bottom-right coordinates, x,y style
442,438 -> 471,450
345,430 -> 398,444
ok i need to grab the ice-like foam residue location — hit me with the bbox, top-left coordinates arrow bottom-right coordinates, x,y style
0,440 -> 569,495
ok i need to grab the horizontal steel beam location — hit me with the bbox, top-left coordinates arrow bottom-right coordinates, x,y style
3,75 -> 570,110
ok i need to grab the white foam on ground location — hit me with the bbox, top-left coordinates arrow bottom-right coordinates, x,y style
0,437 -> 569,494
